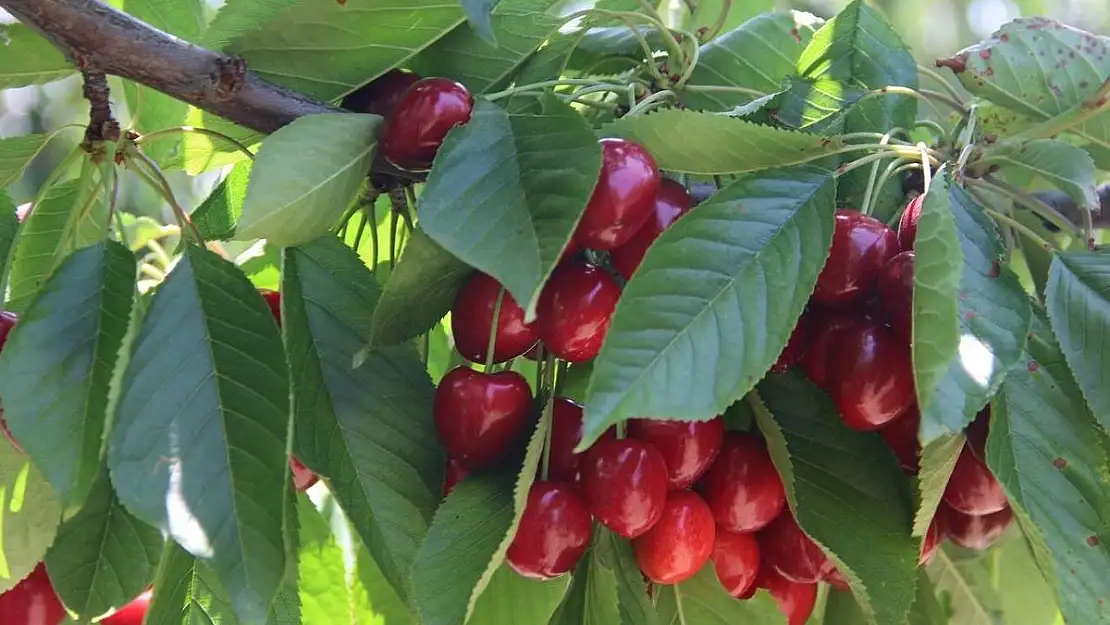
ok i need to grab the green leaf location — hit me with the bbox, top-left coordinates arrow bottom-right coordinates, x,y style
679,1 -> 780,41
369,228 -> 473,347
1045,249 -> 1110,430
679,11 -> 822,112
593,527 -> 657,625
0,242 -> 135,509
224,0 -> 466,101
109,245 -> 290,624
193,160 -> 252,241
0,133 -> 57,189
44,466 -> 163,619
468,564 -> 569,625
982,140 -> 1100,212
912,170 -> 965,415
418,95 -> 601,318
548,538 -> 620,625
911,434 -> 964,538
282,236 -> 443,605
459,0 -> 500,46
0,444 -> 62,593
180,108 -> 263,175
907,569 -> 949,625
770,76 -> 867,133
297,495 -> 351,624
604,109 -> 845,175
581,167 -> 835,447
989,309 -> 1110,624
823,588 -> 868,624
0,24 -> 74,90
0,192 -> 22,281
235,113 -> 379,246
655,565 -> 787,625
202,0 -> 303,49
755,372 -> 918,625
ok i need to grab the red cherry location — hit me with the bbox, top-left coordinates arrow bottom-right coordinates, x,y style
812,210 -> 899,307
548,397 -> 615,483
0,562 -> 67,625
102,589 -> 152,625
451,272 -> 539,364
920,514 -> 942,566
879,405 -> 921,473
433,367 -> 533,470
712,529 -> 760,598
507,481 -> 592,579
341,69 -> 423,117
628,416 -> 724,490
799,311 -> 865,390
771,313 -> 811,374
699,433 -> 786,533
828,321 -> 916,431
573,138 -> 661,250
535,262 -> 621,363
898,194 -> 924,252
609,178 -> 694,279
823,566 -> 849,591
940,503 -> 1014,551
258,289 -> 281,326
759,511 -> 832,584
756,565 -> 818,625
877,251 -> 914,343
579,438 -> 668,538
380,77 -> 474,170
290,456 -> 318,492
443,458 -> 470,498
633,490 -> 716,584
942,442 -> 1008,516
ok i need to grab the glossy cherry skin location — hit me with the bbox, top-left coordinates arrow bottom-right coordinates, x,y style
579,438 -> 669,538
443,458 -> 470,498
920,515 -> 942,565
812,210 -> 900,307
828,321 -> 916,431
712,529 -> 761,598
610,178 -> 694,279
433,367 -> 533,470
759,511 -> 832,584
535,262 -> 621,363
698,433 -> 786,533
507,481 -> 592,579
628,417 -> 723,490
898,194 -> 924,252
942,442 -> 1008,516
0,562 -> 67,625
823,566 -> 849,592
799,310 -> 866,390
290,456 -> 318,492
879,405 -> 921,474
771,313 -> 811,374
380,77 -> 474,170
451,272 -> 539,364
573,138 -> 661,250
940,503 -> 1014,551
258,289 -> 281,326
548,397 -> 615,483
634,490 -> 716,584
878,251 -> 914,343
341,69 -> 423,117
756,565 -> 818,625
102,589 -> 152,625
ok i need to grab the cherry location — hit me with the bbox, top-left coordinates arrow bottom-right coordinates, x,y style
771,312 -> 811,374
0,562 -> 67,625
634,490 -> 716,584
443,458 -> 470,498
102,589 -> 152,625
712,529 -> 760,598
258,289 -> 281,326
879,405 -> 921,473
535,262 -> 621,363
451,272 -> 539,364
897,194 -> 925,252
823,566 -> 849,592
811,210 -> 899,307
380,77 -> 474,170
628,416 -> 724,490
877,251 -> 914,343
507,481 -> 592,579
290,456 -> 318,492
433,367 -> 532,470
966,407 -> 991,453
799,310 -> 866,390
828,321 -> 916,431
573,138 -> 661,250
698,433 -> 786,533
759,511 -> 832,584
942,441 -> 1008,516
609,178 -> 694,279
579,438 -> 668,538
756,564 -> 818,625
940,503 -> 1014,551
920,514 -> 942,566
548,397 -> 615,483
341,69 -> 423,117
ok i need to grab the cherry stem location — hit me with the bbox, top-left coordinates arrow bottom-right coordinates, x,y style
917,64 -> 967,106
135,125 -> 255,162
875,161 -> 923,227
914,118 -> 949,140
484,287 -> 506,371
981,204 -> 1057,252
701,0 -> 732,42
680,84 -> 766,97
388,211 -> 400,270
124,143 -> 205,245
973,176 -> 1080,237
838,131 -> 913,145
624,90 -> 676,117
835,150 -> 913,181
918,142 -> 933,193
859,130 -> 901,216
539,351 -> 557,481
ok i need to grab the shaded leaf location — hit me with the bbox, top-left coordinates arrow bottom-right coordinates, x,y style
0,192 -> 22,283
0,133 -> 57,189
983,139 -> 1099,212
655,565 -> 786,625
593,527 -> 657,625
468,564 -> 569,625
0,444 -> 62,593
911,434 -> 964,538
459,0 -> 501,46
0,24 -> 74,90
202,0 -> 303,49
193,160 -> 253,241
547,535 -> 620,625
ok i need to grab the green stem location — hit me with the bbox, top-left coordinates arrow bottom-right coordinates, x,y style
913,118 -> 949,140
701,0 -> 732,42
484,288 -> 506,370
125,144 -> 204,245
389,210 -> 399,270
917,64 -> 967,106
539,352 -> 557,481
625,90 -> 676,116
835,151 -> 907,180
983,206 -> 1057,251
680,84 -> 767,97
136,126 -> 256,162
839,131 -> 913,145
859,131 -> 902,216
974,176 -> 1080,236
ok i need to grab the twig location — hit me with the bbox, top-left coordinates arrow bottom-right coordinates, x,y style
80,70 -> 120,148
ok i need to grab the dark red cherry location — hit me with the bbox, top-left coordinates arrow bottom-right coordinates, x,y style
507,481 -> 592,579
0,562 -> 67,625
548,397 -> 615,483
877,251 -> 914,343
451,272 -> 539,364
573,138 -> 661,250
579,438 -> 668,538
380,77 -> 474,170
103,589 -> 152,625
812,210 -> 899,307
341,69 -> 423,118
633,490 -> 716,584
828,321 -> 916,431
433,367 -> 533,470
443,458 -> 470,498
759,511 -> 832,584
823,566 -> 849,591
898,194 -> 924,252
879,405 -> 921,473
536,262 -> 621,363
799,311 -> 865,390
942,442 -> 1008,516
712,529 -> 760,598
610,178 -> 694,279
628,416 -> 724,490
920,514 -> 942,565
771,313 -> 811,374
756,564 -> 818,625
258,289 -> 281,326
699,433 -> 786,533
0,310 -> 18,348
940,503 -> 1014,551
290,456 -> 318,492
